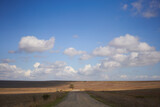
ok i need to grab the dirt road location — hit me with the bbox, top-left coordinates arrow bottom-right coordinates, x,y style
55,91 -> 109,107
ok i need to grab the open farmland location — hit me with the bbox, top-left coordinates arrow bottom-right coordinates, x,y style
87,88 -> 160,107
0,81 -> 160,107
0,81 -> 160,94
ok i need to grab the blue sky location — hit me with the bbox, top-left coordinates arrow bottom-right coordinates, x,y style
0,0 -> 160,80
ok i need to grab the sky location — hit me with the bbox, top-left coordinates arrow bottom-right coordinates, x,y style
0,0 -> 160,81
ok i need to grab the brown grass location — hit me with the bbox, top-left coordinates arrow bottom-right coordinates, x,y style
0,81 -> 160,94
72,81 -> 160,91
0,81 -> 160,107
0,91 -> 67,107
87,88 -> 160,107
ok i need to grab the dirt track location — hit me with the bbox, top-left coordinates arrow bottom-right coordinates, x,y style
55,91 -> 109,107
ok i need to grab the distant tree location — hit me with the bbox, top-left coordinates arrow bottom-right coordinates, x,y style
69,84 -> 74,89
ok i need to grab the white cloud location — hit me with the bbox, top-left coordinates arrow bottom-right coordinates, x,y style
56,66 -> 77,77
19,36 -> 55,53
122,4 -> 128,10
79,34 -> 160,76
34,55 -> 46,58
1,59 -> 15,63
79,64 -> 93,75
136,75 -> 148,79
92,34 -> 155,57
135,75 -> 160,80
0,61 -> 78,80
0,63 -> 31,79
131,0 -> 142,12
64,47 -> 86,57
109,34 -> 139,49
130,0 -> 160,18
25,70 -> 31,76
93,46 -> 127,56
102,74 -> 109,80
151,75 -> 160,79
33,61 -> 78,78
34,62 -> 40,68
8,50 -> 16,54
64,66 -> 77,74
2,33 -> 160,80
128,51 -> 160,66
109,34 -> 154,52
78,60 -> 120,76
50,50 -> 60,53
73,35 -> 79,38
0,63 -> 17,72
112,54 -> 128,62
79,54 -> 92,60
142,11 -> 157,18
101,61 -> 121,69
120,75 -> 127,79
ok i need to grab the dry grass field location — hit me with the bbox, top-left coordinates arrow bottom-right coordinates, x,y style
71,81 -> 160,91
0,91 -> 68,107
0,81 -> 160,107
87,88 -> 160,107
0,81 -> 72,94
0,81 -> 160,94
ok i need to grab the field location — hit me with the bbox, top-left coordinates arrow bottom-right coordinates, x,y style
87,88 -> 160,107
0,81 -> 160,94
0,92 -> 68,107
0,81 -> 160,107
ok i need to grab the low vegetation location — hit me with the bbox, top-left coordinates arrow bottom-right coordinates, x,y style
87,88 -> 160,107
69,84 -> 74,89
42,94 -> 50,100
0,91 -> 68,107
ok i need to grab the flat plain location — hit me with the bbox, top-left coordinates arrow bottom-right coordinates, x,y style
0,81 -> 160,107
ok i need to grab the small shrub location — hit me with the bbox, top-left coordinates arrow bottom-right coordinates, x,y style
69,84 -> 74,89
42,94 -> 50,100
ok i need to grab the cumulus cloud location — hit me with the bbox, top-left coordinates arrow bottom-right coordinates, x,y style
25,70 -> 31,76
32,61 -> 78,78
19,36 -> 55,53
64,47 -> 86,57
77,34 -> 160,76
92,34 -> 155,57
2,34 -> 160,80
109,34 -> 155,52
79,54 -> 92,60
79,64 -> 93,75
93,46 -> 127,56
130,0 -> 160,18
0,61 -> 78,80
0,63 -> 31,79
34,62 -> 40,68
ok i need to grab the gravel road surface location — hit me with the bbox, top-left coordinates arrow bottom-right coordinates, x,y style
55,91 -> 109,107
